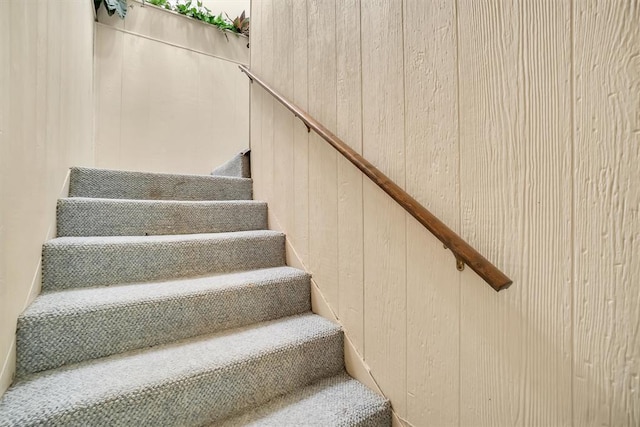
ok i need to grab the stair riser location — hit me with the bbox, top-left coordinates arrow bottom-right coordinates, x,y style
69,167 -> 252,201
57,200 -> 268,237
17,276 -> 311,376
12,333 -> 344,426
42,234 -> 285,290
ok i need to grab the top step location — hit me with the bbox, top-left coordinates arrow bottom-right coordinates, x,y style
69,167 -> 253,201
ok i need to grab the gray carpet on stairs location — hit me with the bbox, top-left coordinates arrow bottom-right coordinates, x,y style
218,373 -> 391,427
0,165 -> 391,426
57,198 -> 267,236
69,167 -> 252,201
17,267 -> 311,377
211,151 -> 251,178
0,314 -> 344,427
42,230 -> 285,290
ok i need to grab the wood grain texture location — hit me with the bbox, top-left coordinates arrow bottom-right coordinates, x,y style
361,0 -> 407,417
246,1 -> 640,425
573,1 -> 640,425
458,1 -> 572,425
272,0 -> 295,235
402,0 -> 460,424
307,0 -> 339,309
94,27 -> 248,174
1,0 -> 94,395
94,25 -> 124,169
248,0 -> 263,200
291,0 -> 310,264
336,0 -> 364,353
259,0 -> 275,208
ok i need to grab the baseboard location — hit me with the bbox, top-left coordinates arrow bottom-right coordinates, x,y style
0,170 -> 72,396
0,339 -> 16,396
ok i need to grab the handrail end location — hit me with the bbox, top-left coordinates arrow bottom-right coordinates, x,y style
492,278 -> 513,292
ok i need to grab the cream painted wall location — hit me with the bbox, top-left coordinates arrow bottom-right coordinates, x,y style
250,1 -> 640,426
0,0 -> 95,395
95,1 -> 249,174
201,0 -> 250,19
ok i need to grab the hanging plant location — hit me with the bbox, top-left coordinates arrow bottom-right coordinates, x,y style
94,0 -> 128,18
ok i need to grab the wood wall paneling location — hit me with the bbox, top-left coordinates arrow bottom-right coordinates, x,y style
248,1 -> 640,425
260,0 -> 275,210
95,25 -> 124,169
291,0 -> 310,263
272,0 -> 295,235
573,1 -> 640,425
458,1 -> 572,425
249,0 -> 263,200
95,6 -> 250,175
403,0 -> 461,425
360,0 -> 407,418
336,0 -> 365,353
307,0 -> 339,310
1,0 -> 95,395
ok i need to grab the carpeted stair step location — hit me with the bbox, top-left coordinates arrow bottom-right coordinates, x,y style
218,372 -> 391,427
42,230 -> 285,291
17,267 -> 311,377
56,198 -> 268,236
211,150 -> 251,178
69,167 -> 252,201
0,314 -> 343,427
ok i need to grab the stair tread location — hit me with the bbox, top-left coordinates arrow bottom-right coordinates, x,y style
69,167 -> 253,201
25,266 -> 308,317
0,314 -> 342,425
58,197 -> 268,236
17,267 -> 311,376
219,373 -> 390,427
59,196 -> 266,205
42,230 -> 286,290
46,229 -> 283,246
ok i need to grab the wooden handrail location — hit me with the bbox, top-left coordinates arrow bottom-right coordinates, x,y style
240,65 -> 512,292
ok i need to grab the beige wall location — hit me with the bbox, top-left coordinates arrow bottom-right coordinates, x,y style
250,1 -> 640,426
95,1 -> 249,174
201,0 -> 250,19
0,0 -> 95,395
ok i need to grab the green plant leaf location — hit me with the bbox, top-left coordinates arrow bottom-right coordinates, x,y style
103,0 -> 127,18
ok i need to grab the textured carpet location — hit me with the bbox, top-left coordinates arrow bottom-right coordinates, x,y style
42,231 -> 286,290
1,315 -> 343,426
69,167 -> 252,201
0,165 -> 390,426
218,373 -> 391,427
57,198 -> 267,236
17,267 -> 311,377
212,150 -> 251,178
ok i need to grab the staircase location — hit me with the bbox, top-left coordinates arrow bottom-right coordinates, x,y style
0,165 -> 390,426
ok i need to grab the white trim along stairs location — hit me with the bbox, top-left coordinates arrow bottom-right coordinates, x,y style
0,158 -> 390,426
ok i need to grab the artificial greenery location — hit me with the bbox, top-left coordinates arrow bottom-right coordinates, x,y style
147,0 -> 249,36
95,0 -> 128,18
95,0 -> 249,36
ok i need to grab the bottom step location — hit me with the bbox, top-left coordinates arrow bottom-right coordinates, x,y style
0,314 -> 342,426
219,373 -> 391,427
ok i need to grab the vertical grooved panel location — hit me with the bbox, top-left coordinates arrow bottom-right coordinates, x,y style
308,0 -> 339,310
361,0 -> 407,418
292,0 -> 310,262
260,0 -> 275,208
458,1 -> 572,426
573,1 -> 640,425
336,0 -> 364,352
403,0 -> 461,424
1,0 -> 95,394
272,0 -> 295,235
249,0 -> 263,200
